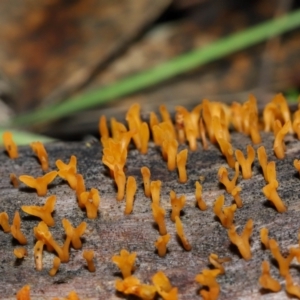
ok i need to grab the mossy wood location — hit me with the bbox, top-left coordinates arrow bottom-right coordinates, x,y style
0,131 -> 300,299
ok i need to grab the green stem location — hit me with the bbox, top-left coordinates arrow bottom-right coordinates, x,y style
10,9 -> 300,126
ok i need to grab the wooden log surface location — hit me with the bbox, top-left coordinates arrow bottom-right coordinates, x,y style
1,131 -> 300,299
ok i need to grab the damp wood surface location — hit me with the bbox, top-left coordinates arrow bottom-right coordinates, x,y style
1,132 -> 300,299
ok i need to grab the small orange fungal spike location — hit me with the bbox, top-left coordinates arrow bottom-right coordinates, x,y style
99,115 -> 109,139
14,247 -> 28,259
58,166 -> 77,190
199,117 -> 208,150
125,176 -> 137,214
11,211 -> 27,245
56,155 -> 77,173
140,122 -> 150,154
16,285 -> 31,300
257,146 -> 268,181
151,203 -> 167,235
176,149 -> 188,183
260,227 -> 270,249
80,188 -> 100,219
262,181 -> 286,213
3,131 -> 18,159
83,250 -> 95,272
141,166 -> 151,198
155,234 -> 170,257
114,165 -> 126,201
231,186 -> 243,208
195,269 -> 221,300
21,195 -> 56,226
170,191 -> 186,222
217,162 -> 239,193
286,273 -> 300,299
0,212 -> 10,232
175,216 -> 191,251
10,173 -> 19,188
213,195 -> 236,228
19,171 -> 57,196
30,141 -> 49,171
235,145 -> 255,179
49,256 -> 61,276
228,219 -> 253,260
208,253 -> 231,275
195,181 -> 207,210
112,249 -> 137,278
259,261 -> 281,292
150,180 -> 161,204
34,240 -> 44,271
152,271 -> 178,300
166,139 -> 178,171
273,120 -> 291,159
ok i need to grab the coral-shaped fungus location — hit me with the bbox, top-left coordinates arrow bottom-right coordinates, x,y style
176,149 -> 188,183
0,212 -> 10,232
112,249 -> 137,278
170,190 -> 186,222
30,141 -> 49,171
195,269 -> 221,300
151,203 -> 167,235
235,145 -> 255,179
125,176 -> 137,214
14,247 -> 28,259
21,195 -> 56,226
49,257 -> 61,276
273,120 -> 291,159
83,250 -> 96,272
141,166 -> 151,198
262,181 -> 286,213
150,180 -> 161,205
227,219 -> 253,260
79,188 -> 100,219
209,253 -> 231,275
175,216 -> 191,251
114,165 -> 126,201
11,211 -> 27,245
2,131 -> 18,159
195,181 -> 207,210
218,161 -> 239,194
260,227 -> 270,249
19,171 -> 57,196
231,186 -> 243,208
213,195 -> 236,228
16,285 -> 30,300
99,115 -> 109,139
152,271 -> 178,300
293,109 -> 300,139
286,273 -> 300,298
56,155 -> 78,189
155,234 -> 170,257
257,146 -> 268,181
140,122 -> 150,154
259,261 -> 281,292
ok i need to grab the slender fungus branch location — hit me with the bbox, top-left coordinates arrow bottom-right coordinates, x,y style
99,115 -> 109,139
14,247 -> 28,259
170,191 -> 186,222
58,166 -> 77,190
114,165 -> 126,201
125,176 -> 137,214
151,203 -> 167,235
140,122 -> 150,154
10,173 -> 19,188
269,239 -> 294,277
150,112 -> 160,145
195,269 -> 221,300
61,218 -> 73,263
293,110 -> 300,139
195,181 -> 207,210
231,186 -> 243,208
2,131 -> 18,159
56,155 -> 77,173
176,149 -> 188,183
76,174 -> 86,207
83,250 -> 96,272
286,273 -> 300,298
16,285 -> 30,300
0,212 -> 10,232
34,240 -> 44,271
175,216 -> 191,251
217,162 -> 239,193
235,145 -> 255,179
112,249 -> 137,278
11,211 -> 27,245
257,146 -> 268,181
21,195 -> 56,226
166,139 -> 178,171
274,120 -> 291,159
70,221 -> 87,250
260,227 -> 270,249
141,167 -> 151,198
262,181 -> 286,213
213,195 -> 236,228
49,257 -> 61,276
150,180 -> 162,204
209,253 -> 231,274
19,171 -> 58,196
152,271 -> 178,300
259,261 -> 281,292
199,118 -> 208,150
227,219 -> 253,260
80,188 -> 100,219
155,234 -> 170,257
30,141 -> 49,171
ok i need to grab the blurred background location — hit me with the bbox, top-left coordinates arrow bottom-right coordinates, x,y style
0,0 -> 300,143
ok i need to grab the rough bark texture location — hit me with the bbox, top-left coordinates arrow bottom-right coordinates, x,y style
1,131 -> 300,299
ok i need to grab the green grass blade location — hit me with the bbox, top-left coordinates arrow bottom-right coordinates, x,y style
10,8 -> 300,126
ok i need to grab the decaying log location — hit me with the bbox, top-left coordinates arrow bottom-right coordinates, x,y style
1,131 -> 300,299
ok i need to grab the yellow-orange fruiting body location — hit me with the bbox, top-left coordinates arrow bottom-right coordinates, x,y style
155,234 -> 170,257
175,216 -> 191,251
195,181 -> 207,210
213,195 -> 236,228
231,186 -> 242,208
3,131 -> 18,159
30,141 -> 49,171
249,110 -> 261,144
259,261 -> 281,292
49,256 -> 61,276
195,269 -> 221,300
152,271 -> 178,300
199,118 -> 208,150
34,240 -> 44,271
11,211 -> 27,245
151,203 -> 167,236
126,104 -> 142,150
58,166 -> 77,190
260,227 -> 270,249
60,218 -> 75,263
19,171 -> 57,197
149,112 -> 159,143
114,165 -> 126,201
10,173 -> 19,188
175,110 -> 185,144
140,122 -> 150,154
230,102 -> 243,133
56,155 -> 77,173
14,247 -> 28,259
83,250 -> 96,272
273,93 -> 292,132
76,174 -> 86,206
150,180 -> 161,205
269,239 -> 294,277
235,145 -> 255,179
21,195 -> 56,226
293,109 -> 300,139
125,176 -> 137,214
170,191 -> 186,222
217,162 -> 239,193
262,181 -> 286,213
285,273 -> 300,298
16,285 -> 30,300
166,139 -> 178,171
228,219 -> 253,260
0,212 -> 10,232
80,188 -> 100,219
257,146 -> 268,181
141,166 -> 151,198
294,159 -> 300,177
273,120 -> 291,159
176,149 -> 188,183
99,115 -> 109,139
112,249 -> 137,278
208,253 -> 231,275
